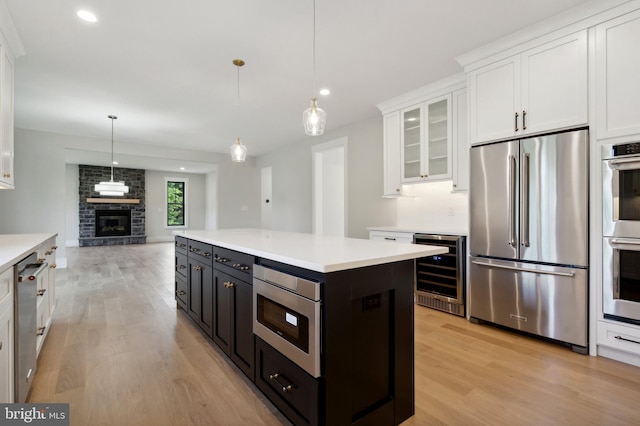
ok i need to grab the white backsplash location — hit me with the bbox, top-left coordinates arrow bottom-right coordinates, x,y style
396,181 -> 469,234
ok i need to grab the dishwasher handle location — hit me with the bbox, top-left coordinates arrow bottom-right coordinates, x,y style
18,261 -> 48,282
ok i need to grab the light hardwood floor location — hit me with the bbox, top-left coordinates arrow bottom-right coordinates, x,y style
29,243 -> 640,425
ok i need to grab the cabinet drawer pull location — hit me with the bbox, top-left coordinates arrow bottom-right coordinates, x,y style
176,290 -> 186,296
240,265 -> 250,271
37,289 -> 46,296
384,237 -> 396,241
37,326 -> 46,336
514,111 -> 519,132
176,265 -> 186,270
3,173 -> 10,178
177,243 -> 186,249
203,252 -> 212,257
50,264 -> 57,269
614,335 -> 640,345
269,373 -> 292,393
193,265 -> 203,271
215,257 -> 229,263
223,281 -> 235,289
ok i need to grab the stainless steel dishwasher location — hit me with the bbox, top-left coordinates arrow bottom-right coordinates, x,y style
14,252 -> 47,403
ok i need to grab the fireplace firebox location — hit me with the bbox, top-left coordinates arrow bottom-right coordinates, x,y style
95,210 -> 132,237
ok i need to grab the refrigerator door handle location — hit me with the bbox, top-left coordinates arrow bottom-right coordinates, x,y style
522,153 -> 530,247
508,155 -> 517,247
471,260 -> 576,277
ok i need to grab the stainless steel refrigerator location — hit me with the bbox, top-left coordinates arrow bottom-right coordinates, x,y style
469,129 -> 589,353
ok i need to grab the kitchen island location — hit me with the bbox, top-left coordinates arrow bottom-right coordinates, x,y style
174,229 -> 446,426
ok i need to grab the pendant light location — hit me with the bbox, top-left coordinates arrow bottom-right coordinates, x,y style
94,115 -> 129,196
230,59 -> 247,162
303,0 -> 326,136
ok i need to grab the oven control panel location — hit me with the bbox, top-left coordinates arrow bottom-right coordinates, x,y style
613,142 -> 640,156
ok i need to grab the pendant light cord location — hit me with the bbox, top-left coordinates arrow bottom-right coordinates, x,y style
312,0 -> 317,97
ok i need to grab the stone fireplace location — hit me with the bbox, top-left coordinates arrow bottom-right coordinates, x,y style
78,165 -> 146,246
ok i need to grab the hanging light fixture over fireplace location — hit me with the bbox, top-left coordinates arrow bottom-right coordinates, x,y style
94,115 -> 129,196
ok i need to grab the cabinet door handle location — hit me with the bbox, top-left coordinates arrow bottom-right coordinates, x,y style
50,264 -> 57,269
514,111 -> 519,132
269,373 -> 293,393
37,326 -> 46,336
37,289 -> 46,296
0,341 -> 3,350
223,281 -> 235,288
3,173 -> 10,178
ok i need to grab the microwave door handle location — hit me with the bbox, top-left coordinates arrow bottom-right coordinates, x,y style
508,155 -> 517,248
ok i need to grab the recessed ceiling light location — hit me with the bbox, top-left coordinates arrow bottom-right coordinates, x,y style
112,161 -> 119,165
319,88 -> 330,96
180,167 -> 185,171
77,10 -> 97,23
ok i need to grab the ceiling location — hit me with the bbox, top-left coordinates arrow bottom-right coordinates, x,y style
5,0 -> 592,162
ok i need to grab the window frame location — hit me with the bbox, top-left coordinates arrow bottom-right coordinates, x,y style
165,177 -> 189,229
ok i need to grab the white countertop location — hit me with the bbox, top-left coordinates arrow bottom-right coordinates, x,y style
0,233 -> 58,272
176,229 -> 447,273
368,226 -> 467,236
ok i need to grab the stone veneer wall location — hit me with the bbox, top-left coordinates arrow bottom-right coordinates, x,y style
79,165 -> 146,246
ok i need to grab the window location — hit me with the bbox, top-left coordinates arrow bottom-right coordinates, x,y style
165,177 -> 189,228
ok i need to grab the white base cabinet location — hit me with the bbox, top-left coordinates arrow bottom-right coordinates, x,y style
597,320 -> 640,367
468,30 -> 588,145
596,9 -> 640,141
36,239 -> 57,356
0,267 -> 14,403
369,230 -> 414,244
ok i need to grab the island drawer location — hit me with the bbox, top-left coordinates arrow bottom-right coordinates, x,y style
187,240 -> 213,265
175,252 -> 188,279
213,246 -> 254,279
175,275 -> 187,309
255,337 -> 319,426
175,236 -> 188,254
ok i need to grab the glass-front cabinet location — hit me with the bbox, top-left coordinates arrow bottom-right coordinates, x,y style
400,94 -> 452,183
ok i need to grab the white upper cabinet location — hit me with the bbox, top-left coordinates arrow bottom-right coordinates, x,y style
382,111 -> 402,197
400,94 -> 452,184
452,89 -> 468,192
377,74 -> 465,194
0,37 -> 15,189
468,30 -> 588,144
596,9 -> 640,141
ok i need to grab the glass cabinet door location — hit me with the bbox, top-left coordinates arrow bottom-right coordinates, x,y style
401,106 -> 423,181
426,98 -> 449,177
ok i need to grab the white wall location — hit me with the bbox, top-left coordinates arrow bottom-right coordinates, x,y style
257,116 -> 396,239
0,128 -> 262,265
0,129 -> 68,265
145,170 -> 206,242
396,181 -> 468,234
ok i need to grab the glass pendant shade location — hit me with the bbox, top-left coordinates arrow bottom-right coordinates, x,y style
230,137 -> 247,162
303,97 -> 326,136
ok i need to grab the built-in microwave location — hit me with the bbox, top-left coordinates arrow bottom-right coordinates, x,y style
603,142 -> 640,238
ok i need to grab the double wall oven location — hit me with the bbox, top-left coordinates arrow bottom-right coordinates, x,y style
603,142 -> 640,325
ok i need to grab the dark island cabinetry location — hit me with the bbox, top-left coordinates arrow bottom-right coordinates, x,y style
212,247 -> 255,380
175,233 -> 421,426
